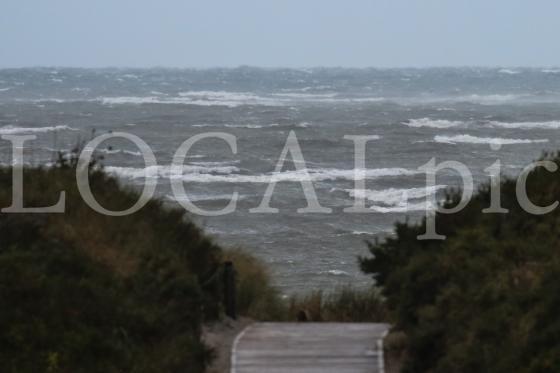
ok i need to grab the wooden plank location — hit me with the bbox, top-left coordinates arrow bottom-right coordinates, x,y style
231,323 -> 390,373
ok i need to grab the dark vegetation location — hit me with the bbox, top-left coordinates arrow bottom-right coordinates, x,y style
223,249 -> 387,322
287,286 -> 386,322
361,152 -> 560,373
0,148 -> 389,372
14,147 -> 560,372
0,154 -> 230,372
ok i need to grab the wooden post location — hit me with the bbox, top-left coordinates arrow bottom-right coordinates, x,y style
223,261 -> 237,320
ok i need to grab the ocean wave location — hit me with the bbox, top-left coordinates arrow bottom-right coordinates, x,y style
166,193 -> 247,203
498,69 -> 521,75
279,85 -> 333,93
458,94 -> 522,104
344,185 -> 445,205
434,134 -> 549,145
370,201 -> 435,213
97,148 -> 142,157
104,164 -> 240,179
100,95 -> 272,108
0,87 -> 12,92
336,185 -> 444,213
348,230 -> 377,236
396,94 -> 528,106
0,125 -> 76,135
178,91 -> 282,107
319,269 -> 350,277
271,92 -> 338,99
106,166 -> 420,183
191,124 -> 215,128
196,122 -> 310,129
487,120 -> 560,130
542,69 -> 560,74
404,118 -> 463,128
189,160 -> 240,167
99,91 -> 387,107
224,123 -> 279,129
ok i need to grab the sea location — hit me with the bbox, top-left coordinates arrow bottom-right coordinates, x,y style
1,67 -> 559,294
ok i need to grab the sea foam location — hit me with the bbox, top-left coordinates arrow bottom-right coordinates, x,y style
404,118 -> 463,128
498,69 -> 521,75
105,166 -> 420,183
434,134 -> 549,145
0,125 -> 76,135
488,120 -> 560,130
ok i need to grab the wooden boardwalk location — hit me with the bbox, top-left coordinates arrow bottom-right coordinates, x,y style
231,323 -> 390,373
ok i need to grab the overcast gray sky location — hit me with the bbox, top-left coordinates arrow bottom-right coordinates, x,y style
1,0 -> 558,68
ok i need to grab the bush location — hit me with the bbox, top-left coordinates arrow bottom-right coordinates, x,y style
360,152 -> 560,373
0,164 -> 222,372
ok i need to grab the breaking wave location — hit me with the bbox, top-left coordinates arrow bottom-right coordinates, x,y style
487,120 -> 560,130
498,69 -> 521,75
338,185 -> 445,213
344,185 -> 445,204
105,166 -> 420,183
434,134 -> 549,145
369,201 -> 436,213
99,91 -> 386,107
97,148 -> 142,157
104,164 -> 241,180
0,125 -> 76,135
404,118 -> 463,128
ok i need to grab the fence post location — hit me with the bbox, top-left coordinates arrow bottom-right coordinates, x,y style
223,261 -> 237,320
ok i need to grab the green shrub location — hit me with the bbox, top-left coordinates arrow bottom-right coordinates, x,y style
361,152 -> 560,373
0,164 -> 221,372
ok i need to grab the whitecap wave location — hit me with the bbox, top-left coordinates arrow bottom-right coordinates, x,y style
338,185 -> 444,213
224,123 -> 279,129
271,92 -> 338,99
104,164 -> 240,180
100,95 -> 272,108
459,94 -> 522,104
498,69 -> 521,75
487,120 -> 560,130
106,166 -> 420,183
0,87 -> 12,92
434,134 -> 549,145
319,269 -> 350,277
97,148 -> 142,157
399,94 -> 526,105
189,160 -> 240,167
0,125 -> 76,135
166,193 -> 246,203
178,91 -> 282,107
370,201 -> 436,213
199,122 -> 309,129
404,118 -> 463,128
344,185 -> 445,205
99,91 -> 386,107
348,230 -> 376,236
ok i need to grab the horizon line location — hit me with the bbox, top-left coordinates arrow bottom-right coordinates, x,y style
1,65 -> 559,70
